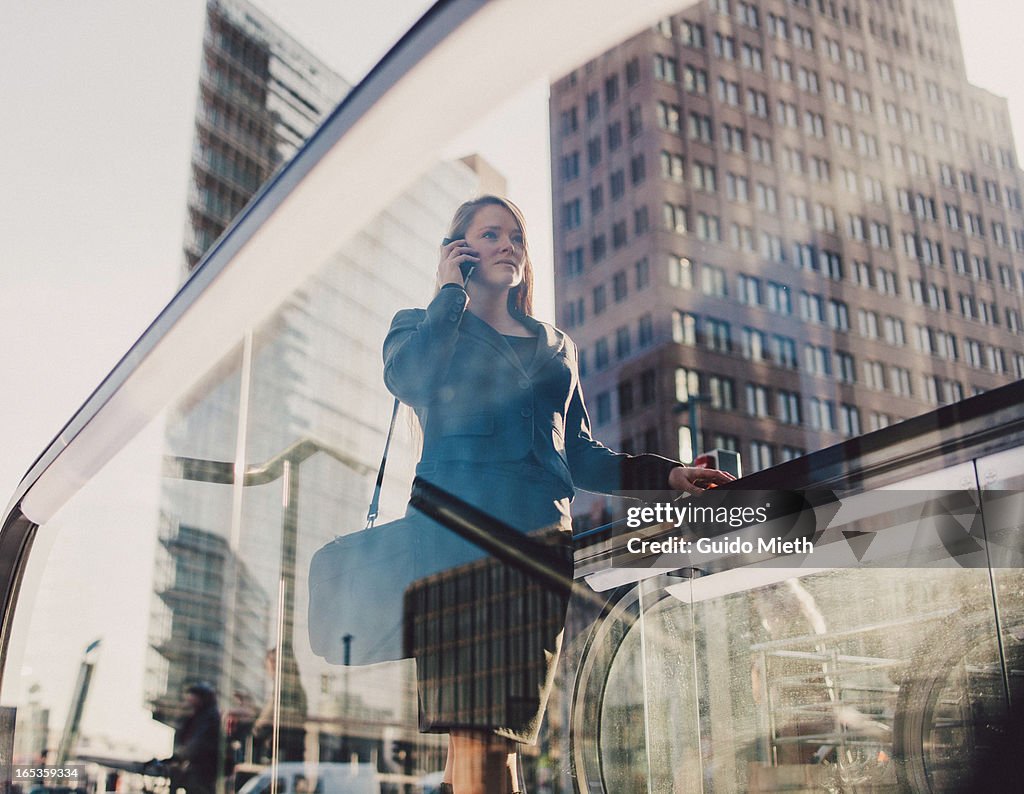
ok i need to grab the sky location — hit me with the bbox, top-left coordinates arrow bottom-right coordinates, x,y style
1,0 -> 1024,757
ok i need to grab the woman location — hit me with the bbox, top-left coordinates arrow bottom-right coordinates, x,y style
383,196 -> 733,793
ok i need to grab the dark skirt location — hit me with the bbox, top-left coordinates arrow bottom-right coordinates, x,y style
404,459 -> 574,743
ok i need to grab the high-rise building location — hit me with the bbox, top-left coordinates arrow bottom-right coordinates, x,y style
550,0 -> 1024,491
152,0 -> 512,753
183,0 -> 349,272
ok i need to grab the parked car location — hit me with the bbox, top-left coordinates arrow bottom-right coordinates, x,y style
236,763 -> 378,794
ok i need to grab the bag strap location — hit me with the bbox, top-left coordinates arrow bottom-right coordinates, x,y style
366,397 -> 401,528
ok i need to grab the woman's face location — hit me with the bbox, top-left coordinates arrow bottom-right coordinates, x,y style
463,204 -> 526,290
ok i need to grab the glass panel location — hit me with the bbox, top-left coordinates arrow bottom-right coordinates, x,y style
977,447 -> 1024,791
6,3 -> 1024,794
3,420 -> 177,769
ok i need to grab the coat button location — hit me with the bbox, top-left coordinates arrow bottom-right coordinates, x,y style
518,378 -> 530,389
521,406 -> 533,418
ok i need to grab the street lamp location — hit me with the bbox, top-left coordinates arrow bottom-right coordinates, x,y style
164,439 -> 373,767
673,394 -> 712,461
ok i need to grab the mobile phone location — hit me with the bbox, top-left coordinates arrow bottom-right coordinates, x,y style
442,237 -> 475,281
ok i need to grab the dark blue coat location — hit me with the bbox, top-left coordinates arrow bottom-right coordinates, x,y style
383,286 -> 678,499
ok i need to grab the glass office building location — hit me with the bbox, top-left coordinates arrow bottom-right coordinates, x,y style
2,1 -> 1023,792
184,0 -> 349,272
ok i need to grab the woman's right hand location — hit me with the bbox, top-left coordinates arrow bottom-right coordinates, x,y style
437,238 -> 479,289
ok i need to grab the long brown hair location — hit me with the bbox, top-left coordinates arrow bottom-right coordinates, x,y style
445,195 -> 534,317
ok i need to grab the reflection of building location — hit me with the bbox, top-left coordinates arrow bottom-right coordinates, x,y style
183,0 -> 349,272
550,0 -> 1024,487
147,0 -> 511,767
149,151 -> 506,765
151,0 -> 512,755
147,524 -> 270,726
402,529 -> 570,774
151,0 -> 347,735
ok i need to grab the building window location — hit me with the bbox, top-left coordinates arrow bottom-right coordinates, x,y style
612,271 -> 628,301
742,327 -> 766,361
804,344 -> 832,376
618,381 -> 635,416
708,375 -> 736,411
560,106 -> 579,134
610,170 -> 626,200
766,281 -> 791,314
738,274 -> 762,305
612,220 -> 627,249
607,121 -> 622,151
604,75 -> 620,104
696,212 -> 721,241
673,311 -> 698,345
625,57 -> 641,87
561,151 -> 580,181
628,105 -> 643,138
777,390 -> 801,425
883,316 -> 905,346
713,31 -> 736,59
835,351 -> 856,383
595,391 -> 612,425
772,335 -> 798,368
701,264 -> 728,298
890,366 -> 913,397
637,314 -> 654,347
663,203 -> 688,233
840,404 -> 861,437
749,441 -> 774,472
633,206 -> 649,235
657,101 -> 681,132
863,360 -> 885,390
640,369 -> 657,405
675,367 -> 700,402
669,255 -> 693,288
705,318 -> 732,352
684,65 -> 708,94
722,123 -> 746,153
807,397 -> 836,431
688,112 -> 714,142
746,384 -> 771,417
615,326 -> 632,360
681,21 -> 705,47
565,247 -> 584,277
661,151 -> 685,181
562,199 -> 581,229
630,153 -> 646,184
635,257 -> 650,289
565,296 -> 584,328
592,284 -> 607,315
594,338 -> 610,370
654,54 -> 678,83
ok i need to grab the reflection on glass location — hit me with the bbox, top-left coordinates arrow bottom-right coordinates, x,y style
5,1 -> 1024,794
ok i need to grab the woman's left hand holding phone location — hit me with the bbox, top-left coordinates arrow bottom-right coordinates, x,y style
438,237 -> 479,289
